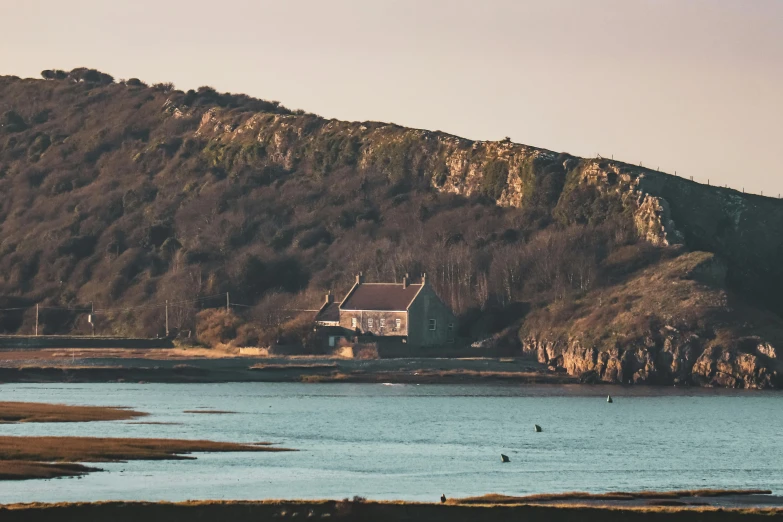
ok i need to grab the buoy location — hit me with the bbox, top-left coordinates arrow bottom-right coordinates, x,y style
607,395 -> 613,403
501,454 -> 510,463
534,424 -> 542,432
441,494 -> 447,504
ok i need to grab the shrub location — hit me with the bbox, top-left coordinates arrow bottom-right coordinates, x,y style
29,134 -> 51,158
32,110 -> 50,124
152,82 -> 174,92
196,309 -> 241,347
296,226 -> 332,249
2,111 -> 27,133
480,159 -> 509,200
276,314 -> 319,350
183,89 -> 197,105
68,68 -> 114,84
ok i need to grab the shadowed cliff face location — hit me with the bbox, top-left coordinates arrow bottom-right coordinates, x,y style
0,72 -> 782,387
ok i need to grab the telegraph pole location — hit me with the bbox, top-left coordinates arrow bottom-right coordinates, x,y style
226,292 -> 230,313
35,304 -> 39,336
165,300 -> 169,337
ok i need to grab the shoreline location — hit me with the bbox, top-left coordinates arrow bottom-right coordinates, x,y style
0,349 -> 779,389
0,365 -> 574,385
0,351 -> 577,385
1,497 -> 782,522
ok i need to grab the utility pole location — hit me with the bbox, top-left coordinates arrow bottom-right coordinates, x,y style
226,292 -> 230,313
35,304 -> 39,336
165,300 -> 169,337
90,302 -> 95,337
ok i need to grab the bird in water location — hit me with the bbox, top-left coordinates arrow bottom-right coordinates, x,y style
501,454 -> 510,463
534,424 -> 542,432
607,395 -> 613,403
441,494 -> 447,503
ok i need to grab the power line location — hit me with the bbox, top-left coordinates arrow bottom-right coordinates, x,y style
0,293 -> 232,315
93,293 -> 227,314
0,305 -> 91,312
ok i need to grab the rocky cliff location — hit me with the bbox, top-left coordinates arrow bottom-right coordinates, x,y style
519,251 -> 782,389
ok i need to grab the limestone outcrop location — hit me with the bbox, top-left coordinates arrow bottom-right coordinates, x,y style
524,334 -> 780,389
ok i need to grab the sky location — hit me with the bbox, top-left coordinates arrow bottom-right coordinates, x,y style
2,0 -> 782,196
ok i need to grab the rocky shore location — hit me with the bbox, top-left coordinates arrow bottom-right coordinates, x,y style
523,336 -> 780,390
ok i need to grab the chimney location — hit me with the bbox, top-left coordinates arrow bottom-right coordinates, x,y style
325,291 -> 333,304
356,272 -> 364,285
422,272 -> 428,286
402,273 -> 410,289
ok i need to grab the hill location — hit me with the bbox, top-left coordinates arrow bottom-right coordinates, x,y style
0,68 -> 781,387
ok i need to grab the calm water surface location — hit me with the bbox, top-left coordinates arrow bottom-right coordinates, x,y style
0,383 -> 780,503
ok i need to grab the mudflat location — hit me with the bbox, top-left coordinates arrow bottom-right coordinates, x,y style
454,490 -> 782,508
0,436 -> 294,480
0,401 -> 146,423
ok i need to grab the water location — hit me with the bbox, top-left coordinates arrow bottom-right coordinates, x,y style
0,382 -> 781,503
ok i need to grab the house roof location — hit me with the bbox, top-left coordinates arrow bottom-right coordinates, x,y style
340,283 -> 423,311
314,302 -> 340,323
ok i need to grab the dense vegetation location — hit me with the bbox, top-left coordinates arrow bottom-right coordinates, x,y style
0,69 -> 781,381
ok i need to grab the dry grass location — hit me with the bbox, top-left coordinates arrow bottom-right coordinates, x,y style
250,363 -> 338,370
453,489 -> 774,505
300,373 -> 352,383
297,369 -> 572,384
0,402 -> 146,423
0,461 -> 99,481
0,348 -> 247,362
0,436 -> 294,480
0,436 -> 290,464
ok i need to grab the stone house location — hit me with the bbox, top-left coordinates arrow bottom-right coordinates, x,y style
314,273 -> 457,349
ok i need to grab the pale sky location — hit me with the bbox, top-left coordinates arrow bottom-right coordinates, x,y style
3,0 -> 782,196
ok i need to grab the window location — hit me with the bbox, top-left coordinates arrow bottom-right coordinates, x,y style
428,319 -> 437,331
379,318 -> 385,328
395,318 -> 401,330
368,318 -> 374,328
447,324 -> 455,343
351,317 -> 357,328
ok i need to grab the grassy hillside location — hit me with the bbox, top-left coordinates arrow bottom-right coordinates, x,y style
0,68 -> 781,387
